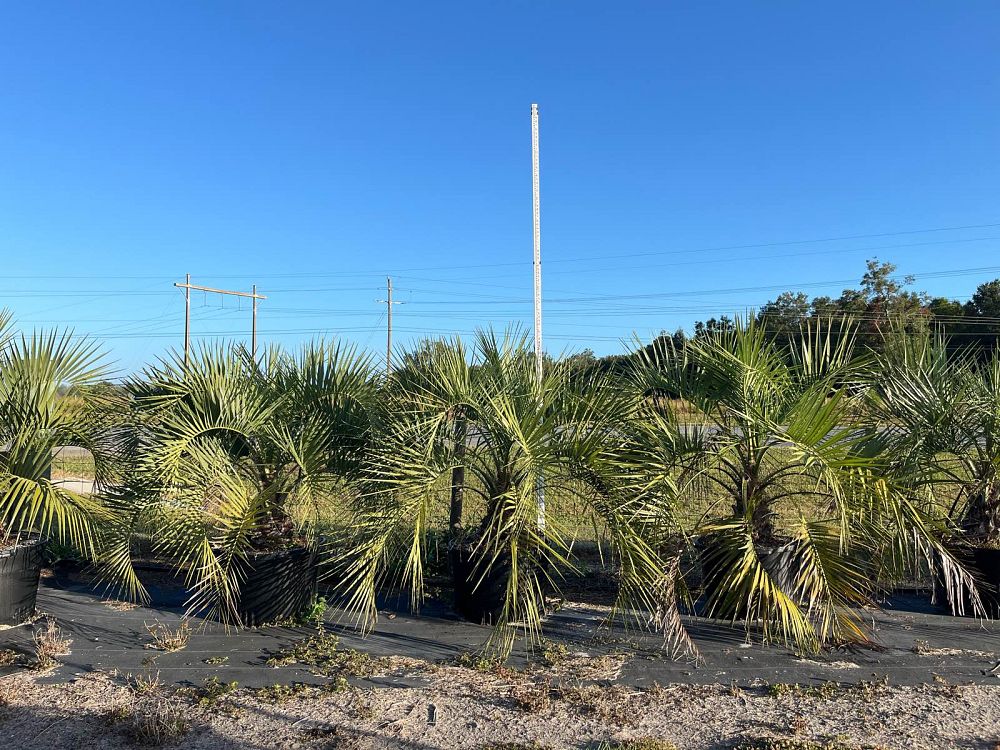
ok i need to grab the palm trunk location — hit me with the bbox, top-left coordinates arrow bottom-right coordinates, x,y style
453,470 -> 514,624
449,418 -> 467,540
962,485 -> 1000,545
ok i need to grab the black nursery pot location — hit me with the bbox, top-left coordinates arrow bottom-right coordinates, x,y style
698,536 -> 800,618
972,547 -> 1000,615
232,546 -> 318,626
936,546 -> 1000,617
0,537 -> 47,626
450,545 -> 511,625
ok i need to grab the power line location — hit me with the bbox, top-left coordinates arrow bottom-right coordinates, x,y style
3,219 -> 1000,280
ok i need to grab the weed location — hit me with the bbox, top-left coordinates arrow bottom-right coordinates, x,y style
32,619 -> 71,670
255,682 -> 314,703
266,630 -> 340,667
184,676 -> 239,707
929,674 -> 964,697
265,631 -> 381,678
123,695 -> 190,746
130,672 -> 163,696
911,639 -> 931,654
301,596 -> 328,625
734,739 -> 888,750
510,680 -> 553,712
144,620 -> 191,652
321,676 -> 351,694
552,683 -> 635,725
108,674 -> 190,746
539,639 -> 568,666
203,655 -> 229,665
645,681 -> 666,699
766,682 -> 840,700
854,676 -> 889,701
455,650 -> 515,677
101,701 -> 133,725
351,694 -> 378,721
0,649 -> 20,668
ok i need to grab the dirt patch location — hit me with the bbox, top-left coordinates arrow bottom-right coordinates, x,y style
0,666 -> 997,749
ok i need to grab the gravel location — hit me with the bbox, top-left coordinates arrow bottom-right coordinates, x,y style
1,663 -> 998,749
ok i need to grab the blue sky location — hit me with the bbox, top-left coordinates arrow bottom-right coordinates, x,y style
1,2 -> 998,374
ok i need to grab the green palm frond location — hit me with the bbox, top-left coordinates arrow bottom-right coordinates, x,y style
619,313 -> 954,652
102,338 -> 379,623
0,316 -> 110,555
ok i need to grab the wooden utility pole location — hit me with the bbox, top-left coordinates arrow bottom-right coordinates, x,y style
183,272 -> 191,365
174,276 -> 267,365
377,276 -> 403,376
252,284 -> 258,357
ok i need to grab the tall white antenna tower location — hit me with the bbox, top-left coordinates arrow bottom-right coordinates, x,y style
531,102 -> 545,531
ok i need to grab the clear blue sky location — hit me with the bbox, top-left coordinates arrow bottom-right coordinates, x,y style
2,2 -> 998,375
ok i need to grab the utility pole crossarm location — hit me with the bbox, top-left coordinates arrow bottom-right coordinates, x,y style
173,281 -> 267,300
174,275 -> 266,364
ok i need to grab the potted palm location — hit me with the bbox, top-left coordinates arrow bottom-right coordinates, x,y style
621,316 -> 966,651
102,341 -> 378,625
0,312 -> 110,624
335,330 -> 674,659
870,337 -> 1000,614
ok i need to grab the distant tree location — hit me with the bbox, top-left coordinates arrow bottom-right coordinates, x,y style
758,291 -> 809,331
959,279 -> 1000,356
967,280 -> 1000,319
640,329 -> 686,365
860,258 -> 913,303
928,297 -> 965,318
679,261 -> 1000,361
693,316 -> 735,339
564,348 -> 598,375
813,259 -> 926,347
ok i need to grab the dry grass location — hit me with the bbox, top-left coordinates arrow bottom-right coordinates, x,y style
102,674 -> 191,745
123,694 -> 190,745
32,619 -> 72,670
0,649 -> 20,667
733,739 -> 890,750
144,620 -> 191,652
509,678 -> 638,725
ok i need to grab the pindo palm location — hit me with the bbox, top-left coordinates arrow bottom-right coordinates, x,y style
868,333 -> 999,613
333,329 -> 676,658
0,310 -> 112,623
0,310 -> 111,555
616,315 -> 971,651
100,340 -> 379,624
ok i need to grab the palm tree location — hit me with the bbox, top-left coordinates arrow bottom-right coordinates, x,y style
334,329 -> 676,658
0,311 -> 110,621
101,340 -> 379,624
619,315 -> 965,651
868,334 -> 1000,611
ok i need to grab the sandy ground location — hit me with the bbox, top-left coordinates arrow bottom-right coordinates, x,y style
1,657 -> 999,750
